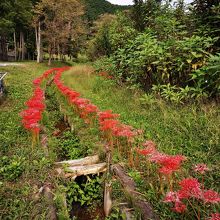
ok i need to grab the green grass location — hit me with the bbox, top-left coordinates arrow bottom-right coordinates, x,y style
63,65 -> 219,168
61,64 -> 220,218
0,61 -> 68,219
1,62 -> 219,219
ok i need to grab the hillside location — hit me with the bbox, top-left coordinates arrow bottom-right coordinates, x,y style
82,0 -> 130,23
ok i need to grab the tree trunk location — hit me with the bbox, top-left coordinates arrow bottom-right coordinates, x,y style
57,44 -> 60,60
18,32 -> 22,60
0,35 -> 8,61
36,21 -> 43,63
14,32 -> 17,61
21,31 -> 25,60
48,45 -> 52,66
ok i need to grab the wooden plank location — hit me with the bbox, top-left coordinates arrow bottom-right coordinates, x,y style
55,155 -> 99,167
56,162 -> 107,179
112,164 -> 159,220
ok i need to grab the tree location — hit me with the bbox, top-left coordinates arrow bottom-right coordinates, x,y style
131,0 -> 161,31
0,1 -> 15,61
191,0 -> 220,47
131,0 -> 146,31
34,0 -> 85,65
0,0 -> 34,61
12,0 -> 33,61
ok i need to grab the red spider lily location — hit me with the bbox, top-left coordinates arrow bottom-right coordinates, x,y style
83,104 -> 98,114
98,110 -> 120,122
164,191 -> 181,203
80,104 -> 99,123
178,178 -> 202,199
150,154 -> 186,175
100,119 -> 119,132
25,99 -> 45,111
42,68 -> 58,78
20,86 -> 45,135
113,124 -> 135,138
164,191 -> 187,213
20,108 -> 42,121
20,109 -> 42,134
202,190 -> 220,204
194,163 -> 210,174
136,145 -> 157,156
73,98 -> 91,109
34,86 -> 44,96
68,91 -> 80,101
33,77 -> 43,86
149,152 -> 167,162
171,201 -> 187,213
143,140 -> 156,148
208,213 -> 220,220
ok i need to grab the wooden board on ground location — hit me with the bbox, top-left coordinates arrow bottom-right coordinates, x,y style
112,164 -> 159,220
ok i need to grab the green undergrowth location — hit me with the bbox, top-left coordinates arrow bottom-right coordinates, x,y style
0,61 -> 67,219
47,82 -> 134,219
45,84 -> 108,219
62,65 -> 219,176
60,64 -> 220,219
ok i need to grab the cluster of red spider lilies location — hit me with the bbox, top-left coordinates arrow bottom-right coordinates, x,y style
20,67 -> 61,147
20,67 -> 219,219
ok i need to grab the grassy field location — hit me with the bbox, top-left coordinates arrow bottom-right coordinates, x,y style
62,65 -> 220,171
61,64 -> 220,218
0,62 -> 219,219
0,61 -> 67,219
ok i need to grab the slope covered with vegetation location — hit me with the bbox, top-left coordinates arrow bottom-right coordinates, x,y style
82,0 -> 129,23
0,0 -> 220,219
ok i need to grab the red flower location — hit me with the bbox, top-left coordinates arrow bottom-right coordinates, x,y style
136,145 -> 156,156
33,77 -> 43,86
163,191 -> 181,203
100,119 -> 119,132
178,178 -> 202,199
73,98 -> 90,109
68,91 -> 80,100
150,154 -> 186,175
113,124 -> 135,138
208,213 -> 220,220
164,191 -> 187,213
98,110 -> 120,122
83,104 -> 98,114
194,163 -> 210,174
202,190 -> 220,204
143,140 -> 156,148
171,201 -> 187,213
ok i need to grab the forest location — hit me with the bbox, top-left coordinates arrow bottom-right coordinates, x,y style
0,0 -> 220,219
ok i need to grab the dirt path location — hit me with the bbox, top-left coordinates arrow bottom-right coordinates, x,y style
0,62 -> 22,67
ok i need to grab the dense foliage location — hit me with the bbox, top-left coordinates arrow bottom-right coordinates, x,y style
89,0 -> 220,100
0,0 -> 127,63
82,0 -> 129,24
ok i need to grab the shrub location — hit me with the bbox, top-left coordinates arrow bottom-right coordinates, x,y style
0,156 -> 25,181
190,53 -> 220,97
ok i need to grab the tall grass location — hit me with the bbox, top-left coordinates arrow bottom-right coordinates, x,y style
62,65 -> 220,190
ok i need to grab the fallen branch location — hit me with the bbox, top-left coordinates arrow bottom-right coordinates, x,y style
112,164 -> 159,220
55,155 -> 99,167
56,162 -> 107,179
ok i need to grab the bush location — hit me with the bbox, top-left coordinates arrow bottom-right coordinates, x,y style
190,53 -> 220,97
0,156 -> 25,181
